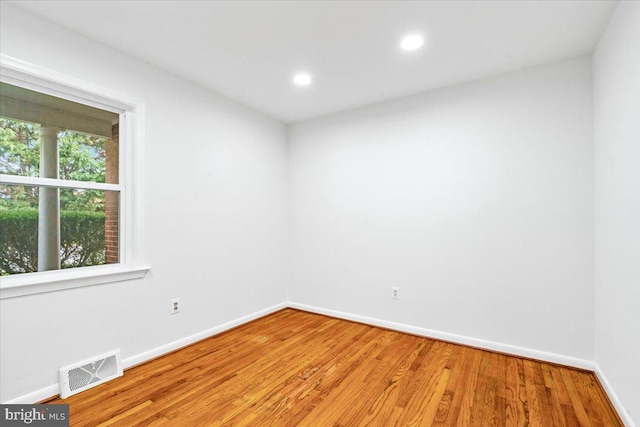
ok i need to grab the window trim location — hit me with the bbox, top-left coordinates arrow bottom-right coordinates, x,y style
0,175 -> 121,191
0,54 -> 150,299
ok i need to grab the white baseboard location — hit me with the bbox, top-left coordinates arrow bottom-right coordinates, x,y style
2,384 -> 59,405
594,364 -> 636,427
287,302 -> 596,371
2,302 -> 287,404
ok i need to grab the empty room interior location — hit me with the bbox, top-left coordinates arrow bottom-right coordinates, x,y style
0,0 -> 638,426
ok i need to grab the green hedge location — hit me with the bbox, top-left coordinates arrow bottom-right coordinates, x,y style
0,209 -> 106,274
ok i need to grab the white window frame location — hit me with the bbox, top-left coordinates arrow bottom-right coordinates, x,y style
0,54 -> 150,299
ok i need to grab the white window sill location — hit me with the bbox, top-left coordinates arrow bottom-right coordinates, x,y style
0,265 -> 151,299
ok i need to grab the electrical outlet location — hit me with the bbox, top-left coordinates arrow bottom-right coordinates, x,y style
170,298 -> 181,314
391,286 -> 400,300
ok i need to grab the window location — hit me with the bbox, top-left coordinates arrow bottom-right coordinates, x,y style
0,55 -> 148,298
1,83 -> 120,273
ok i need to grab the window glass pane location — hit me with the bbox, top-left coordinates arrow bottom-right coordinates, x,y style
0,185 -> 120,276
0,118 -> 40,177
60,188 -> 119,268
0,184 -> 39,275
0,82 -> 119,183
58,130 -> 119,184
58,131 -> 106,183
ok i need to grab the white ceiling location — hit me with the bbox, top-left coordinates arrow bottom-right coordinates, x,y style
10,1 -> 616,123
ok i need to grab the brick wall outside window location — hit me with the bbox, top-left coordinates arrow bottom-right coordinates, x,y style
105,123 -> 119,264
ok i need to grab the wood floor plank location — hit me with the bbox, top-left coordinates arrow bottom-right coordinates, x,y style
293,330 -> 398,426
470,350 -> 493,426
561,365 -> 595,427
541,363 -> 568,427
47,309 -> 623,426
395,342 -> 453,426
358,339 -> 436,426
336,336 -> 424,425
532,361 -> 555,427
522,359 -> 544,427
585,373 -> 626,426
431,344 -> 467,426
235,321 -> 375,425
454,348 -> 484,427
489,352 -> 507,427
504,356 -> 527,427
569,370 -> 614,427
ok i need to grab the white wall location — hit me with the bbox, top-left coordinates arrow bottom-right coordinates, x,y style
0,3 -> 289,402
289,57 -> 595,360
594,1 -> 640,423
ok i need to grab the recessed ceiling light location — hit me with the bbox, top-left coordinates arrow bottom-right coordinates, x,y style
293,73 -> 312,86
401,34 -> 424,51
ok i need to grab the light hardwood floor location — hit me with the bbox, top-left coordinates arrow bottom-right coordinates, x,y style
49,308 -> 623,426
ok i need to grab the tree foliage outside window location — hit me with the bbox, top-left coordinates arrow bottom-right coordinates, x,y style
0,118 -> 110,275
